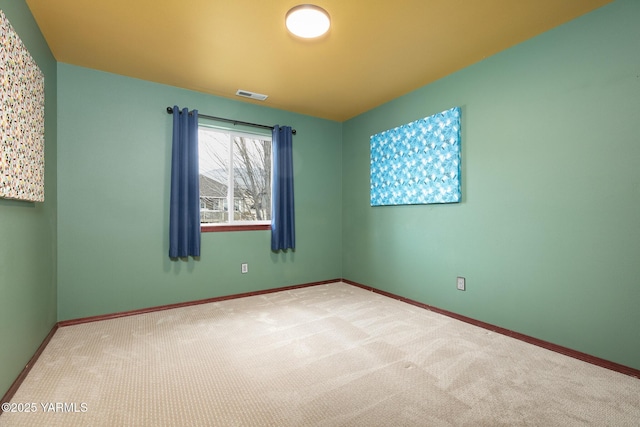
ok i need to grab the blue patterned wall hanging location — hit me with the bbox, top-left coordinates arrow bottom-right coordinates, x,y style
370,107 -> 461,206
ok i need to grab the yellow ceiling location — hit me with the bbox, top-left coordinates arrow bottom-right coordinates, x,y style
25,0 -> 612,121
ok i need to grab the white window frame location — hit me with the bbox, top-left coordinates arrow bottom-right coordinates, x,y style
198,125 -> 273,230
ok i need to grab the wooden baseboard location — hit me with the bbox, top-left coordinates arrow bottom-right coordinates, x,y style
342,278 -> 640,380
1,324 -> 59,412
58,279 -> 341,327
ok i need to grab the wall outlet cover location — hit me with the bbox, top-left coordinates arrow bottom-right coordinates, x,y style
457,276 -> 466,291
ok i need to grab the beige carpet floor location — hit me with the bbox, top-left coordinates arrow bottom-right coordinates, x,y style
1,281 -> 639,426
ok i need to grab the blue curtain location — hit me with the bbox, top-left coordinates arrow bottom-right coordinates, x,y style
271,125 -> 295,251
169,106 -> 201,258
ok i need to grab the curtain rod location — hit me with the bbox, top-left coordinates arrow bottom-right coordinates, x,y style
166,107 -> 296,135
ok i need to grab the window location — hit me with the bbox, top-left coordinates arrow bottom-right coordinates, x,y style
198,126 -> 272,231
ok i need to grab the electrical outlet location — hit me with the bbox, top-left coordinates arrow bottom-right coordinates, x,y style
457,276 -> 466,291
241,263 -> 248,274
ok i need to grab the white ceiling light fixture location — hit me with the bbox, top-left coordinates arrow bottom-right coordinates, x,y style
285,4 -> 330,39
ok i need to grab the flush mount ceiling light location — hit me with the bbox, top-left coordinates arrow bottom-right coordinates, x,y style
285,4 -> 330,39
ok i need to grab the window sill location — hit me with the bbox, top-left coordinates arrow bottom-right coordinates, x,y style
201,224 -> 271,233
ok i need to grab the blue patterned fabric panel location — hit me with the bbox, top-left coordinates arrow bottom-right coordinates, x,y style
370,107 -> 461,206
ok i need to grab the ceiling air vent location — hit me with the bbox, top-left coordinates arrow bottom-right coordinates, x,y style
236,89 -> 268,101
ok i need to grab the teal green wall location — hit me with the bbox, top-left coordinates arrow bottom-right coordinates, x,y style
0,1 -> 57,397
342,0 -> 640,370
57,64 -> 342,320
